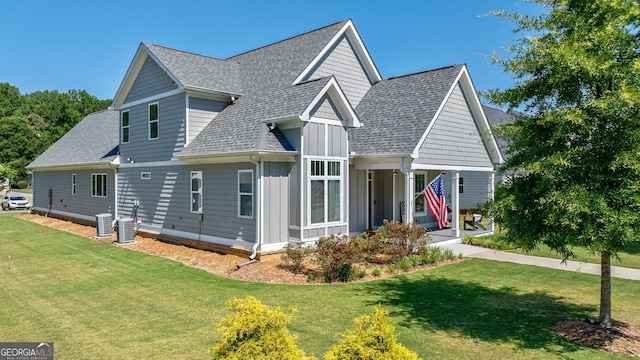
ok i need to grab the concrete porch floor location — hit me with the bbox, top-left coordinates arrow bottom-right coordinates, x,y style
427,226 -> 493,244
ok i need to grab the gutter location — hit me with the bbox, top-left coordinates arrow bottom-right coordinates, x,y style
247,155 -> 262,260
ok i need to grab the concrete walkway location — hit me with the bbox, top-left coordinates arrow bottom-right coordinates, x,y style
437,240 -> 640,281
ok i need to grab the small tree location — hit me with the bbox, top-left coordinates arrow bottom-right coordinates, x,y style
208,296 -> 315,360
324,306 -> 421,360
487,0 -> 640,327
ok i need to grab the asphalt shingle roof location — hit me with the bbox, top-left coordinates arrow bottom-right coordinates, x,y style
350,65 -> 464,156
144,43 -> 243,96
28,110 -> 119,168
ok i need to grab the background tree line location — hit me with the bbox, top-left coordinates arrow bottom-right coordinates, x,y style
0,82 -> 111,188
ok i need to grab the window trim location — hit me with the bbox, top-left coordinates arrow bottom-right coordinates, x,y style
309,159 -> 343,225
91,173 -> 107,198
414,172 -> 427,216
459,176 -> 464,194
238,170 -> 254,219
71,173 -> 76,195
190,171 -> 202,214
121,110 -> 130,143
148,102 -> 159,140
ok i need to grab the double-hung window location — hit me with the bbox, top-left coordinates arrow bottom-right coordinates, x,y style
310,160 -> 341,224
148,103 -> 159,140
91,173 -> 107,197
191,171 -> 202,213
238,170 -> 253,218
414,173 -> 426,215
121,110 -> 130,143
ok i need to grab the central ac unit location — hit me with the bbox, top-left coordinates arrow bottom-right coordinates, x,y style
116,218 -> 135,244
95,213 -> 113,237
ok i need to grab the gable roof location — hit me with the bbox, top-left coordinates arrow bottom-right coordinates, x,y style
482,105 -> 521,159
28,110 -> 119,169
350,65 -> 464,156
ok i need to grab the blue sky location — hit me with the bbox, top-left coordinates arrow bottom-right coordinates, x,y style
0,1 -> 539,104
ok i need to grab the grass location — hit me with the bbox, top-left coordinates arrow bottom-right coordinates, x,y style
1,212 -> 639,359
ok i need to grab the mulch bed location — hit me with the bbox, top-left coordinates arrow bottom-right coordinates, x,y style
553,319 -> 640,357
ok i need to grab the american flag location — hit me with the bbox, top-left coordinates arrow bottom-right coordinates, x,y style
423,175 -> 448,229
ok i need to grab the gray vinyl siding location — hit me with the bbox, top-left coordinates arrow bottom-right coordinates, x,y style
188,97 -> 228,143
328,124 -> 347,157
305,34 -> 373,108
416,84 -> 492,167
413,171 -> 445,226
310,94 -> 343,121
348,167 -> 367,233
303,122 -> 325,156
119,93 -> 186,163
117,163 -> 256,243
33,169 -> 115,218
456,171 -> 492,210
263,162 -> 290,244
125,56 -> 178,103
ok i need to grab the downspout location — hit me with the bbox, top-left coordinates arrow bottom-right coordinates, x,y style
248,155 -> 262,260
398,157 -> 411,224
108,161 -> 119,221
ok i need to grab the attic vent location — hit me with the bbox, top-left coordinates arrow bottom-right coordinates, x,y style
95,213 -> 113,237
116,218 -> 135,244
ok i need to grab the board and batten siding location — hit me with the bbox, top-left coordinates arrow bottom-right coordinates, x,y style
119,93 -> 186,163
188,96 -> 228,143
125,56 -> 178,103
304,34 -> 373,108
33,169 -> 115,221
117,163 -> 256,244
348,167 -> 367,233
262,162 -> 290,244
416,83 -> 492,167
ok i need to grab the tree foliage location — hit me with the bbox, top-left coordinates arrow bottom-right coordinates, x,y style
0,82 -> 111,185
208,296 -> 315,360
324,306 -> 421,360
487,0 -> 640,326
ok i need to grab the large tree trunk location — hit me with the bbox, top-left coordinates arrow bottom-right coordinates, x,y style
599,250 -> 612,327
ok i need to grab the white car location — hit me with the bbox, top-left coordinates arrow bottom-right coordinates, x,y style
2,195 -> 30,210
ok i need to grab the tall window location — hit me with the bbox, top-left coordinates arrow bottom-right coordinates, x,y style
121,110 -> 130,143
238,170 -> 253,218
71,173 -> 76,195
191,171 -> 202,213
310,160 -> 341,224
148,103 -> 159,139
414,173 -> 426,215
92,173 -> 107,197
459,177 -> 464,194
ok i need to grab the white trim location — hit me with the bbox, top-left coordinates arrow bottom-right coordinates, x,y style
148,102 -> 159,140
115,88 -> 183,110
301,77 -> 361,128
190,171 -> 203,214
91,173 -> 108,198
185,94 -> 190,146
121,110 -> 130,144
292,20 -> 382,86
238,169 -> 254,219
412,164 -> 495,172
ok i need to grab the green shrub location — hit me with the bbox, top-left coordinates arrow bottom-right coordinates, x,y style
281,242 -> 313,273
371,221 -> 431,262
371,266 -> 381,277
324,306 -> 422,360
396,257 -> 413,272
15,180 -> 28,189
316,235 -> 363,282
208,296 -> 315,360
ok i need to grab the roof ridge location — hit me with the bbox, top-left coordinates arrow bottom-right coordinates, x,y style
386,64 -> 464,81
226,19 -> 349,60
143,42 -> 227,62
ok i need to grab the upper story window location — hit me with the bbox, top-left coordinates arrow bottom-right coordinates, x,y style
92,173 -> 107,197
310,160 -> 342,224
238,170 -> 253,218
148,103 -> 159,140
121,110 -> 130,143
191,171 -> 202,213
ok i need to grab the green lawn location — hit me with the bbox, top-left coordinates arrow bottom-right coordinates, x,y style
514,242 -> 640,270
1,212 -> 638,359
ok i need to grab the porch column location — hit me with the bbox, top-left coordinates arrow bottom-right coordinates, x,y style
488,171 -> 495,232
450,171 -> 460,238
404,170 -> 414,224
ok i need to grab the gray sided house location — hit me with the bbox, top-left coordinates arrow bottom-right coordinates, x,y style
28,19 -> 503,257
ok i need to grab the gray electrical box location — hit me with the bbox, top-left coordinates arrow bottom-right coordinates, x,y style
95,213 -> 113,237
116,218 -> 135,244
